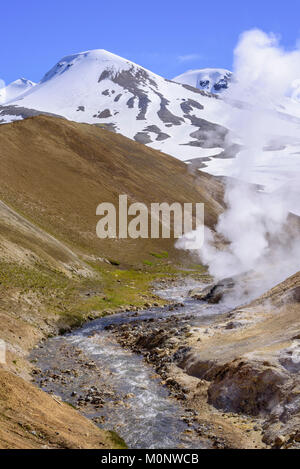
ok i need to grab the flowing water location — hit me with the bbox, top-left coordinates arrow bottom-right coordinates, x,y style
31,280 -> 231,449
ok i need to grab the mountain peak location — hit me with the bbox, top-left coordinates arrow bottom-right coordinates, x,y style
173,68 -> 232,94
0,77 -> 36,104
15,77 -> 35,85
40,49 -> 145,85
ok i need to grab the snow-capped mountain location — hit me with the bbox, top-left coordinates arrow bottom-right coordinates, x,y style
0,78 -> 36,104
1,49 -> 300,216
173,68 -> 232,94
0,49 -> 236,161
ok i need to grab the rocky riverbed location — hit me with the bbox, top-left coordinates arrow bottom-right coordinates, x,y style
30,275 -> 300,449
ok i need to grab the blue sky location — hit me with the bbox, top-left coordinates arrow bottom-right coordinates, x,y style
1,0 -> 300,84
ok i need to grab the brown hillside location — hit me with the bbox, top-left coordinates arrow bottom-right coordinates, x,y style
0,115 -> 223,265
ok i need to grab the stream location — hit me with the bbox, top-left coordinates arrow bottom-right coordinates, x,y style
31,280 -> 231,449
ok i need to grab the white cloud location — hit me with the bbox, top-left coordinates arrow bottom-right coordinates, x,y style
177,53 -> 202,63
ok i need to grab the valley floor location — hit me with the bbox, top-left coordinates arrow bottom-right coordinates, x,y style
1,255 -> 300,449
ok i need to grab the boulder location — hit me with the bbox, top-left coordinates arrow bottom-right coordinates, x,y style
190,277 -> 236,304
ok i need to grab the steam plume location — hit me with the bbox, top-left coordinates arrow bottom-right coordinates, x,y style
178,29 -> 300,301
